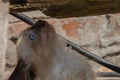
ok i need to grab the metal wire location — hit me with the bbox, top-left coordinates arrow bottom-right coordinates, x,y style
10,13 -> 35,25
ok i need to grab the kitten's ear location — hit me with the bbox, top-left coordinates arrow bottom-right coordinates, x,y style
10,37 -> 18,44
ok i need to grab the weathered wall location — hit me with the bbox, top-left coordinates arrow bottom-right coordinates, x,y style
8,11 -> 120,74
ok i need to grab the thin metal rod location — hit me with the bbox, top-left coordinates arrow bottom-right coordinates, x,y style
66,40 -> 120,74
97,72 -> 120,77
10,12 -> 120,74
10,13 -> 35,25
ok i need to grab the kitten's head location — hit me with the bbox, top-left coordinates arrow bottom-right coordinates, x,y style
16,20 -> 56,61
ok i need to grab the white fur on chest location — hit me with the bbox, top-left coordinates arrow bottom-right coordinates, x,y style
44,48 -> 81,80
45,62 -> 71,80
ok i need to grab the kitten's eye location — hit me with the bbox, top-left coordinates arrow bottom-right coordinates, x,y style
29,32 -> 37,41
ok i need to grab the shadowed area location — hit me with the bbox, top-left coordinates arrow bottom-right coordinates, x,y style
10,0 -> 120,18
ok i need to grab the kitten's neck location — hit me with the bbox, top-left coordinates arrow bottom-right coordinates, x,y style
30,46 -> 56,79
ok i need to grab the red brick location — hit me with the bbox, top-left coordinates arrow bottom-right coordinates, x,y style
62,21 -> 79,38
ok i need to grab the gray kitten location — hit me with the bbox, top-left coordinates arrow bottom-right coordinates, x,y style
9,20 -> 95,80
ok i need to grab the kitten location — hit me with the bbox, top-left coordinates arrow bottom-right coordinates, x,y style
9,20 -> 95,80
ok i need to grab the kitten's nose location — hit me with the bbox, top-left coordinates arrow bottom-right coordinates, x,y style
32,20 -> 45,29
